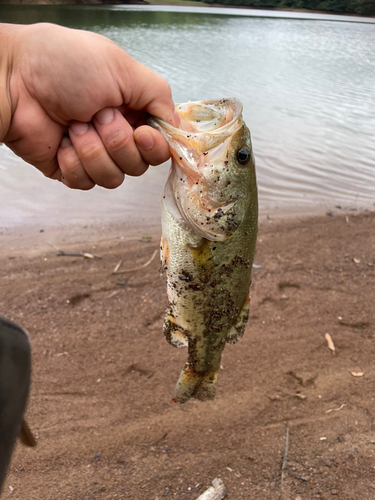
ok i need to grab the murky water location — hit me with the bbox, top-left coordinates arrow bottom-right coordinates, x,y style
1,5 -> 374,228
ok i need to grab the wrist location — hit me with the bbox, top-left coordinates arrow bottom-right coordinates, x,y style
0,24 -> 14,142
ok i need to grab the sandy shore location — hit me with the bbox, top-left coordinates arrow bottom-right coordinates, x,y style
1,210 -> 374,499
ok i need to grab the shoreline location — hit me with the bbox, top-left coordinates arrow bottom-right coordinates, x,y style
1,1 -> 374,19
1,204 -> 373,257
146,0 -> 375,19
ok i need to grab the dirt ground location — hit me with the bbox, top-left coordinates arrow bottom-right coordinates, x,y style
1,209 -> 375,500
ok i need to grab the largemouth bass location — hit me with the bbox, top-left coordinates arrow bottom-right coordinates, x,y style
150,98 -> 258,404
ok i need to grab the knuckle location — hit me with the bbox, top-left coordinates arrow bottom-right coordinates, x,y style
106,130 -> 132,155
80,142 -> 103,164
63,153 -> 82,174
161,80 -> 172,98
154,78 -> 172,101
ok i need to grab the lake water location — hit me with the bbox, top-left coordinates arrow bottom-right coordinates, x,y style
0,5 -> 374,228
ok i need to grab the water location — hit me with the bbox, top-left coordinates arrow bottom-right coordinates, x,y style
1,5 -> 374,228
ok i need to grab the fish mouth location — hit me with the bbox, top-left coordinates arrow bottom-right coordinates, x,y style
173,98 -> 243,136
149,98 -> 244,164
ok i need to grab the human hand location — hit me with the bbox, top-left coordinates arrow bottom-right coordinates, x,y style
0,23 -> 176,189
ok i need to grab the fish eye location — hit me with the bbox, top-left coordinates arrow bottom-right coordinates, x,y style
236,146 -> 251,166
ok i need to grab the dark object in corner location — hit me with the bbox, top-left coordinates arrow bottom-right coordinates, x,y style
0,316 -> 33,494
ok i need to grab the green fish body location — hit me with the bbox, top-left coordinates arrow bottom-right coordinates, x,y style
150,98 -> 258,403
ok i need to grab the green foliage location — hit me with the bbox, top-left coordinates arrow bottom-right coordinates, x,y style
356,0 -> 375,15
201,0 -> 375,15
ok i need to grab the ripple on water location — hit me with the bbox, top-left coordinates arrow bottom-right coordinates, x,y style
0,9 -> 374,226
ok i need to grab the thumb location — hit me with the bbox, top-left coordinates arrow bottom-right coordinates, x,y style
120,57 -> 177,125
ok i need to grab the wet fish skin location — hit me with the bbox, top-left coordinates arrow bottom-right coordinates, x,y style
150,98 -> 258,403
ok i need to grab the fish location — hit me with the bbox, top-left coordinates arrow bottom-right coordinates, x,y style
150,98 -> 258,404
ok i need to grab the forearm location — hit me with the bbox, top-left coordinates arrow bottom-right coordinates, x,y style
0,24 -> 17,142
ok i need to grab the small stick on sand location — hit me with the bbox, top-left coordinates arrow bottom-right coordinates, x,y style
325,333 -> 336,355
280,426 -> 290,495
141,432 -> 168,448
113,260 -> 123,273
57,252 -> 97,259
326,403 -> 346,414
47,242 -> 101,259
113,249 -> 158,274
195,478 -> 227,500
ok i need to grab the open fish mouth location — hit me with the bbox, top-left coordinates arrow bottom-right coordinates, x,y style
149,98 -> 244,159
150,97 -> 252,242
173,98 -> 243,135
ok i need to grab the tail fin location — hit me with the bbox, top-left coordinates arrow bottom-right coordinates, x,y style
172,363 -> 219,404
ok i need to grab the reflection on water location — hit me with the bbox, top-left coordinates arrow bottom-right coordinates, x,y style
2,4 -> 375,26
0,5 -> 374,228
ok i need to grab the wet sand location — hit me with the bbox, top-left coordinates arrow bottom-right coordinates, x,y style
1,209 -> 374,499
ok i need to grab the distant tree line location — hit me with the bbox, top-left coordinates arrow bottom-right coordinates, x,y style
202,0 -> 375,16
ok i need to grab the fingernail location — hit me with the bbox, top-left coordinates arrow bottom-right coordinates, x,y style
71,122 -> 89,136
60,136 -> 71,148
136,132 -> 154,150
95,108 -> 114,125
173,110 -> 181,127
